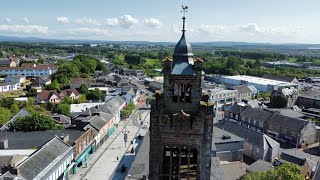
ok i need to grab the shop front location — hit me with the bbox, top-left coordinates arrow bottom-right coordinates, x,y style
73,146 -> 92,174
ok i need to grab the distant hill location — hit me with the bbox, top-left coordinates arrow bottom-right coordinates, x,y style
0,35 -> 320,49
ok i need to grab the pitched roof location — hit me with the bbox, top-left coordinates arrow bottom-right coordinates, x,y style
215,120 -> 279,148
262,74 -> 296,83
17,137 -> 72,180
280,109 -> 305,119
241,107 -> 273,123
280,152 -> 306,166
266,113 -> 308,131
37,90 -> 59,101
88,115 -> 108,131
225,104 -> 248,115
148,81 -> 162,89
171,61 -> 194,75
246,160 -> 274,173
210,157 -> 227,180
60,88 -> 80,97
232,85 -> 252,94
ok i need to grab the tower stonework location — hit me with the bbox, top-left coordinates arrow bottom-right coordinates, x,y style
149,14 -> 214,180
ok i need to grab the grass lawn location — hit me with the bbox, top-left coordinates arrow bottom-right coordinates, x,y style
144,58 -> 162,69
0,90 -> 26,98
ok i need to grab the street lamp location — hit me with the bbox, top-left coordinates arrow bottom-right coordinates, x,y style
122,126 -> 130,148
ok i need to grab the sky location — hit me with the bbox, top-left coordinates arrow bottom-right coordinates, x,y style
0,0 -> 319,43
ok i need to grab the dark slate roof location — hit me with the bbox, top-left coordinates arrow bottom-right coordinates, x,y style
0,129 -> 85,149
212,126 -> 244,146
0,60 -> 10,66
171,61 -> 194,75
313,161 -> 320,180
89,116 -> 107,131
226,104 -> 248,115
174,33 -> 193,57
280,152 -> 306,166
280,109 -> 305,119
215,120 -> 279,148
148,81 -> 162,89
266,113 -> 308,131
262,74 -> 296,83
232,85 -> 251,94
246,160 -> 274,173
106,95 -> 126,109
241,107 -> 273,123
17,137 -> 72,180
0,171 -> 23,180
126,132 -> 150,179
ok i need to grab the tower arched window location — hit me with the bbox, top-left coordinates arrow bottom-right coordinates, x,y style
173,83 -> 179,102
185,84 -> 191,103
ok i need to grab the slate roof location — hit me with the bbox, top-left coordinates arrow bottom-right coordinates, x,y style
241,107 -> 273,123
246,160 -> 274,173
0,60 -> 11,66
60,88 -> 80,97
0,129 -> 85,149
262,74 -> 296,83
266,113 -> 308,131
89,115 -> 108,131
232,85 -> 251,94
280,109 -> 305,119
215,120 -> 279,149
17,137 -> 72,180
171,61 -> 194,75
148,81 -> 162,89
280,152 -> 306,166
212,126 -> 244,146
0,171 -> 23,180
106,95 -> 126,109
226,104 -> 248,115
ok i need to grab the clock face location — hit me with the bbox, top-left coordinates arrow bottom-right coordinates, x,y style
174,83 -> 179,96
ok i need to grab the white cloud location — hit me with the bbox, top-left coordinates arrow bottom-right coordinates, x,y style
105,15 -> 138,28
56,16 -> 70,24
0,24 -> 49,34
144,18 -> 162,28
105,18 -> 119,27
4,17 -> 11,23
75,17 -> 101,26
22,17 -> 30,24
66,27 -> 111,36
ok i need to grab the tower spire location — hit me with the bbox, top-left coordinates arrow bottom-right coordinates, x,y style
181,5 -> 188,34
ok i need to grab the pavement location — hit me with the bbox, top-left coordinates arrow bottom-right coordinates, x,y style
70,110 -> 149,180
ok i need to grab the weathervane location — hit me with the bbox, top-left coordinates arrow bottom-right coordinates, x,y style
181,5 -> 188,33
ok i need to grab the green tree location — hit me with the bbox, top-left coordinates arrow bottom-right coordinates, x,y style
87,88 -> 103,101
0,97 -> 14,109
45,80 -> 61,92
9,113 -> 55,131
241,163 -> 302,180
0,107 -> 12,125
10,104 -> 20,114
79,84 -> 89,95
26,88 -> 37,97
38,56 -> 44,64
270,95 -> 288,108
0,51 -> 3,58
53,103 -> 71,116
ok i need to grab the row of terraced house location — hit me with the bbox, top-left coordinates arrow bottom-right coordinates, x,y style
224,104 -> 318,146
0,95 -> 126,180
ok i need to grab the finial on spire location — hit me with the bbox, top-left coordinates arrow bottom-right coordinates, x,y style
181,5 -> 188,34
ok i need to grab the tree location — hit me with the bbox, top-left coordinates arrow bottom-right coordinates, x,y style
0,51 -> 3,58
26,87 -> 37,97
53,103 -> 71,116
9,113 -> 55,131
0,107 -> 12,125
270,95 -> 288,108
45,80 -> 61,92
87,88 -> 103,101
79,84 -> 89,95
241,163 -> 302,180
38,56 -> 44,64
0,97 -> 14,109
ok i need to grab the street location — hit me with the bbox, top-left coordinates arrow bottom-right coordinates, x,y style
69,110 -> 150,180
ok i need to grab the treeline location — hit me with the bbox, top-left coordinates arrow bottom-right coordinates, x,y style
215,50 -> 287,60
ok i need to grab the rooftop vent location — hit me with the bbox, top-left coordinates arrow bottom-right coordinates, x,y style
221,134 -> 231,140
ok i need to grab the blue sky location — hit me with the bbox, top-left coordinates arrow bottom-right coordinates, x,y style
0,0 -> 319,43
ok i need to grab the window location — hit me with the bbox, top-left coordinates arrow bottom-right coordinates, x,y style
185,84 -> 191,103
282,129 -> 287,134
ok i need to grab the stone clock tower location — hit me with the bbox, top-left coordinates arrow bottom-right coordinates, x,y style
149,7 -> 214,180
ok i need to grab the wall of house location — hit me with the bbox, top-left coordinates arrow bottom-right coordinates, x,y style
243,142 -> 264,161
214,141 -> 244,162
0,69 -> 52,76
301,123 -> 317,144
